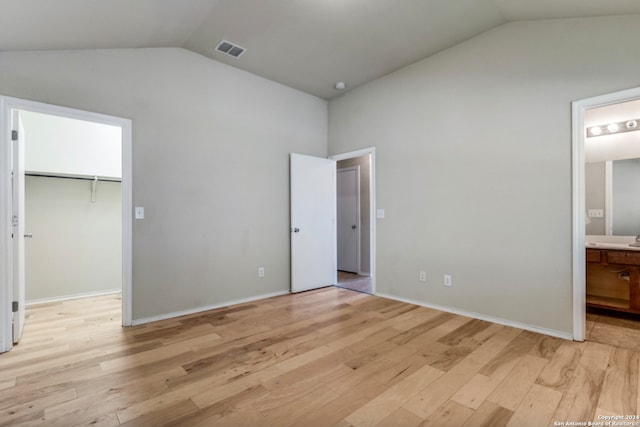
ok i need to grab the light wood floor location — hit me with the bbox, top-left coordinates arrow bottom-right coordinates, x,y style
0,288 -> 638,426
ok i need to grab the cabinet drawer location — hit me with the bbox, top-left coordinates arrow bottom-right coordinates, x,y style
586,249 -> 601,263
606,251 -> 640,266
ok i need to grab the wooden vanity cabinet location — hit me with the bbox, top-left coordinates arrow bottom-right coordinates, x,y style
586,248 -> 640,313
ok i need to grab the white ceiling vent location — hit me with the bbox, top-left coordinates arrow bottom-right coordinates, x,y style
215,40 -> 246,58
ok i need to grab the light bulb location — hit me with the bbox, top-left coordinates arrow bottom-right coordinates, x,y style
607,123 -> 619,133
590,126 -> 602,136
626,120 -> 638,130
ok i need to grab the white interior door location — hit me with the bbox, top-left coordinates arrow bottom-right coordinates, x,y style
337,167 -> 360,273
11,110 -> 25,344
290,153 -> 336,293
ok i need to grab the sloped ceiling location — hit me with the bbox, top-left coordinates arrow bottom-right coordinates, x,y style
2,0 -> 640,99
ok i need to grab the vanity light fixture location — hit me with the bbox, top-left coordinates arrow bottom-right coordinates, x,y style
587,117 -> 640,138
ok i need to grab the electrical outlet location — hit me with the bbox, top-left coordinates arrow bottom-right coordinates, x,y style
444,274 -> 452,287
419,271 -> 426,282
258,267 -> 265,278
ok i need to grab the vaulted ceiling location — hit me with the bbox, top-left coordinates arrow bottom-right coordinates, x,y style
2,0 -> 640,99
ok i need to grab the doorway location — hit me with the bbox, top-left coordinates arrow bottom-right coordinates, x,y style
572,86 -> 640,341
0,96 -> 133,353
21,110 -> 123,305
331,148 -> 376,294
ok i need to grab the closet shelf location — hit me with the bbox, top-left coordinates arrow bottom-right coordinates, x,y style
25,172 -> 121,182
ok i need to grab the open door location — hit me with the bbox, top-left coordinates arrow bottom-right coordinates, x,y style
11,110 -> 25,344
290,153 -> 337,293
337,167 -> 360,273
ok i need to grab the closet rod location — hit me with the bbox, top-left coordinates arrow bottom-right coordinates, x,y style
25,173 -> 122,183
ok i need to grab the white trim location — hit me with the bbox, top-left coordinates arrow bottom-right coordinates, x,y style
330,147 -> 376,294
571,86 -> 640,342
131,290 -> 290,326
0,96 -> 133,353
0,98 -> 13,353
605,160 -> 613,235
377,292 -> 573,340
26,289 -> 121,306
121,119 -> 133,327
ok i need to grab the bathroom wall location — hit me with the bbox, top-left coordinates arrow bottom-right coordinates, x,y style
585,99 -> 640,236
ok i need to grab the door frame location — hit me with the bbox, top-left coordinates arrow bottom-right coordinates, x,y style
571,86 -> 640,342
329,147 -> 376,294
337,166 -> 361,274
11,110 -> 25,343
0,95 -> 133,352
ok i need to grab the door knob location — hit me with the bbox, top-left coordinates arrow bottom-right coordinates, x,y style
292,228 -> 300,233
24,233 -> 33,238
351,225 -> 357,229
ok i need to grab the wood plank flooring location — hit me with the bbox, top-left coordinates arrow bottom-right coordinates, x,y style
1,288 -> 639,426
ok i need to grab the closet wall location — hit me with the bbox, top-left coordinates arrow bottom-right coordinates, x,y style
21,111 -> 122,303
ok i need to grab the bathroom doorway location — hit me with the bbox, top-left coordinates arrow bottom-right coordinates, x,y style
572,86 -> 640,341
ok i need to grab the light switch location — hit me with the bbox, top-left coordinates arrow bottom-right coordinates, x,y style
135,207 -> 145,219
377,209 -> 385,219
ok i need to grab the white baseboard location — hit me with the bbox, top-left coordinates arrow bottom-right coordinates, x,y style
375,292 -> 573,340
131,290 -> 290,326
26,288 -> 121,306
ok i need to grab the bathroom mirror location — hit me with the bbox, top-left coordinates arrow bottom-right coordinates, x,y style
586,157 -> 640,236
585,98 -> 640,237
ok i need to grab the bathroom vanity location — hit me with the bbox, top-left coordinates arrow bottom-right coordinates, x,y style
586,243 -> 640,314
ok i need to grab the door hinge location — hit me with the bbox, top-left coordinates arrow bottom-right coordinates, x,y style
11,130 -> 18,141
12,301 -> 18,313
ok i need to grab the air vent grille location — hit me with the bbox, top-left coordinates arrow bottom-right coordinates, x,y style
215,40 -> 246,58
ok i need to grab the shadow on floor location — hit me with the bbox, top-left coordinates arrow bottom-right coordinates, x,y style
336,271 -> 373,294
587,306 -> 640,352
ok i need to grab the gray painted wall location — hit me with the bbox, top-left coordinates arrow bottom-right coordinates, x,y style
328,15 -> 640,335
0,48 -> 327,320
25,176 -> 121,301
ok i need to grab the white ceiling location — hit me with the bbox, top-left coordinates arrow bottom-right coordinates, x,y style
2,0 -> 640,99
